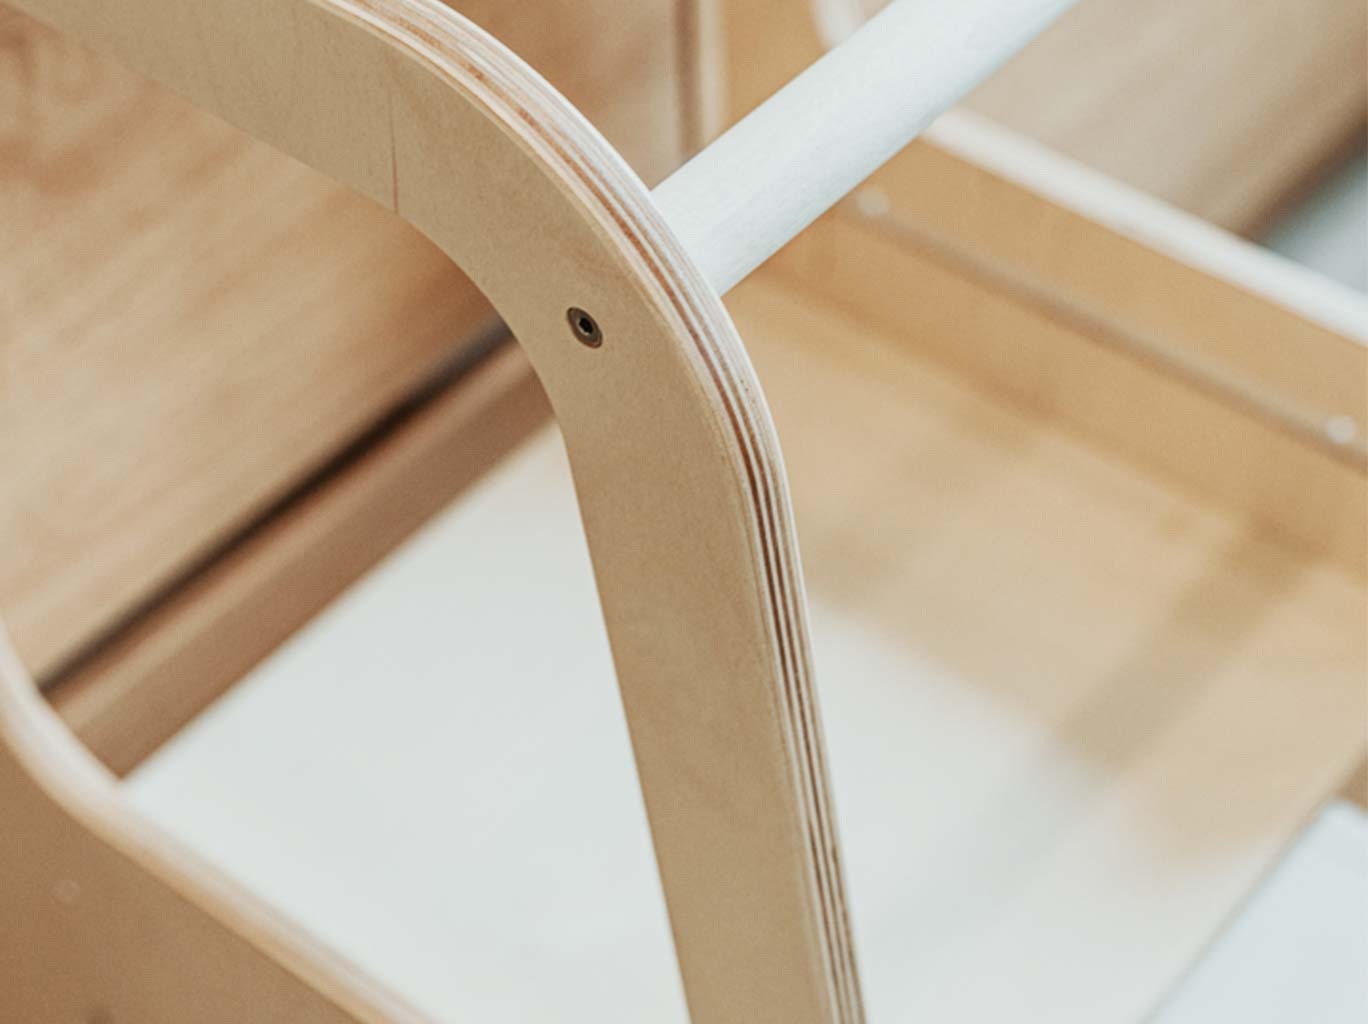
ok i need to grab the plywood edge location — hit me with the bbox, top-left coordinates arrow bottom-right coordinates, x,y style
927,111 -> 1368,349
49,340 -> 550,776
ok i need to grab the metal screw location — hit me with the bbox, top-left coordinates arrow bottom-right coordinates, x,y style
567,307 -> 603,348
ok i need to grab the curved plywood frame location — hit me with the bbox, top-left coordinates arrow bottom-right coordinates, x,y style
0,1 -> 862,1021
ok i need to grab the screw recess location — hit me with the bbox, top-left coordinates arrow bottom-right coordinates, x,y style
567,307 -> 602,348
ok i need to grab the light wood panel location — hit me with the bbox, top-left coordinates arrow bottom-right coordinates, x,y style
825,0 -> 1368,233
51,342 -> 550,776
108,269 -> 1366,1020
0,0 -> 688,682
772,119 -> 1368,577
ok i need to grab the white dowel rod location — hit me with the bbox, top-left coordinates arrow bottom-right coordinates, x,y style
653,0 -> 1077,294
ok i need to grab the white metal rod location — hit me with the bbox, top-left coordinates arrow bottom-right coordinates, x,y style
653,0 -> 1077,294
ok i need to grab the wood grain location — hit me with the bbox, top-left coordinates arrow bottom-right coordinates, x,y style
963,0 -> 1368,233
0,0 -> 688,682
51,341 -> 550,777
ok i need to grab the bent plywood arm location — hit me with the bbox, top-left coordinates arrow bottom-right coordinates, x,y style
3,0 -> 861,1020
2,0 -> 1079,1018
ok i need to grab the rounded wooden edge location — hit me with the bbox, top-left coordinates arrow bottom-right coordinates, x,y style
1,1 -> 863,1019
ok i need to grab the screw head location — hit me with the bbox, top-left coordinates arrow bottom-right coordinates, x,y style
567,307 -> 602,348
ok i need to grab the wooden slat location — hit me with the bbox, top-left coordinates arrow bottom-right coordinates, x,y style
829,0 -> 1368,233
716,1 -> 1368,577
0,0 -> 687,681
51,342 -> 550,776
767,117 -> 1368,577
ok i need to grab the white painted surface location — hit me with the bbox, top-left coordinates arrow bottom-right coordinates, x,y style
654,0 -> 1075,293
1152,801 -> 1368,1023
